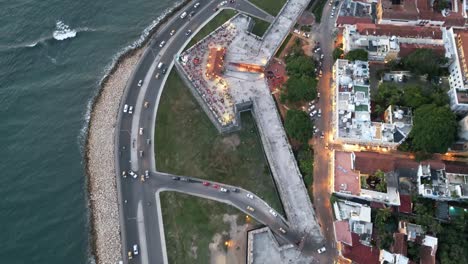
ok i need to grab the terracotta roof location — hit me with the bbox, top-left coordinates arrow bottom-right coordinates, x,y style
445,161 -> 468,174
392,233 -> 408,256
342,233 -> 380,264
335,221 -> 353,246
398,43 -> 445,58
379,0 -> 418,21
335,151 -> 361,195
399,194 -> 412,213
355,23 -> 442,39
420,245 -> 436,264
354,151 -> 396,174
336,16 -> 373,26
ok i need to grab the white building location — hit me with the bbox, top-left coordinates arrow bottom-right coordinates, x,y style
444,27 -> 468,115
417,163 -> 468,200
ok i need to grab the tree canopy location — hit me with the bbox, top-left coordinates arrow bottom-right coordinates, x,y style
284,75 -> 317,102
345,49 -> 368,61
285,110 -> 313,144
286,55 -> 316,77
402,49 -> 447,78
409,104 -> 457,153
333,48 -> 344,61
437,212 -> 468,264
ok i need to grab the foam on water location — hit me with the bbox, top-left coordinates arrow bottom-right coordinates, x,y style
53,20 -> 77,40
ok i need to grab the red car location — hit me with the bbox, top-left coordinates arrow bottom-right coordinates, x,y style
202,181 -> 210,186
212,184 -> 219,189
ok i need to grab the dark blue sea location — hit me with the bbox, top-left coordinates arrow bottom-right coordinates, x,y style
0,0 -> 174,263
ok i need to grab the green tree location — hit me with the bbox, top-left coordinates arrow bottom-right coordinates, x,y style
284,110 -> 314,144
437,212 -> 468,264
409,104 -> 457,153
286,55 -> 315,77
284,75 -> 317,102
333,48 -> 344,61
373,82 -> 403,107
345,49 -> 368,61
402,85 -> 430,109
402,48 -> 447,78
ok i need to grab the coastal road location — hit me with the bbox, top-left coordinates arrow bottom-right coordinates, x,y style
115,1 -> 296,264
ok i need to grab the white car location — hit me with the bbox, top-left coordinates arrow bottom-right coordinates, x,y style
246,193 -> 254,199
180,12 -> 187,19
310,110 -> 317,116
129,170 -> 137,179
269,209 -> 278,217
220,187 -> 228,193
317,246 -> 326,254
133,244 -> 139,255
185,29 -> 192,36
159,40 -> 166,48
170,29 -> 176,36
247,206 -> 255,212
145,170 -> 149,178
123,104 -> 128,113
279,227 -> 287,234
293,29 -> 300,34
194,2 -> 200,8
220,1 -> 228,6
139,127 -> 144,135
129,106 -> 133,114
137,79 -> 143,87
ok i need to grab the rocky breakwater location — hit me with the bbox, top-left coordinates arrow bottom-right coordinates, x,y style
85,1 -> 191,263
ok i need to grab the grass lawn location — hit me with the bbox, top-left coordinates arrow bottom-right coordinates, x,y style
311,0 -> 327,23
275,33 -> 292,58
249,0 -> 287,17
250,17 -> 271,37
155,70 -> 283,261
184,9 -> 237,51
160,192 -> 255,264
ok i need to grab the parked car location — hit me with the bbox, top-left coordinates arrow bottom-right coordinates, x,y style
188,11 -> 195,18
139,128 -> 144,135
213,184 -> 219,189
170,29 -> 176,36
320,132 -> 324,139
123,104 -> 128,113
279,227 -> 287,234
246,193 -> 254,199
172,176 -> 180,180
138,79 -> 143,87
128,251 -> 133,260
220,187 -> 228,193
317,246 -> 326,254
145,170 -> 149,178
231,188 -> 239,192
185,29 -> 192,36
203,181 -> 210,186
144,101 -> 149,108
247,206 -> 255,212
194,2 -> 200,8
180,12 -> 187,19
159,40 -> 166,48
129,106 -> 133,114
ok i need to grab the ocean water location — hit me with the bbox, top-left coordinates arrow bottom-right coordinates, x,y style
0,0 -> 174,263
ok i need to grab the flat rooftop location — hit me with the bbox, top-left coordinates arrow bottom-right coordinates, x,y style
334,151 -> 360,195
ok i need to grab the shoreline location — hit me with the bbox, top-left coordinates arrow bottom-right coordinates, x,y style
84,1 -> 191,263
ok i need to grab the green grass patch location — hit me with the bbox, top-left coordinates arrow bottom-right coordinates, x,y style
249,0 -> 287,16
300,25 -> 312,32
355,104 -> 369,111
155,70 -> 283,261
311,0 -> 327,23
250,17 -> 271,37
275,33 -> 292,58
354,85 -> 369,96
160,192 -> 255,264
184,9 -> 237,51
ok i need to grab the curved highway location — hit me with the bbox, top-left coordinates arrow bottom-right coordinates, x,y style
115,1 -> 292,264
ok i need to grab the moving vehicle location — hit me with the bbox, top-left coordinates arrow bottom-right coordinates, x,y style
320,132 -> 324,139
122,171 -> 127,178
170,29 -> 176,36
180,12 -> 187,19
128,251 -> 133,260
133,244 -> 139,255
194,2 -> 200,8
139,150 -> 143,157
220,187 -> 228,193
246,193 -> 254,199
144,101 -> 149,108
231,187 -> 239,192
247,206 -> 255,212
129,106 -> 133,114
161,68 -> 167,74
185,29 -> 192,36
203,181 -> 210,186
279,227 -> 287,234
139,128 -> 144,135
213,184 -> 219,189
145,170 -> 149,178
137,79 -> 143,87
269,209 -> 278,217
123,104 -> 128,113
188,11 -> 195,18
317,246 -> 326,254
157,62 -> 164,69
159,40 -> 166,48
155,72 -> 160,79
172,176 -> 180,180
129,170 -> 136,178
318,109 -> 322,117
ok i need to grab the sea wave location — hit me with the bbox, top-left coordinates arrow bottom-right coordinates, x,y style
53,20 -> 77,40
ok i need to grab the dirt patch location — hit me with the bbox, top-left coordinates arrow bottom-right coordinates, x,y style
297,11 -> 315,25
208,214 -> 250,264
221,134 -> 241,151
